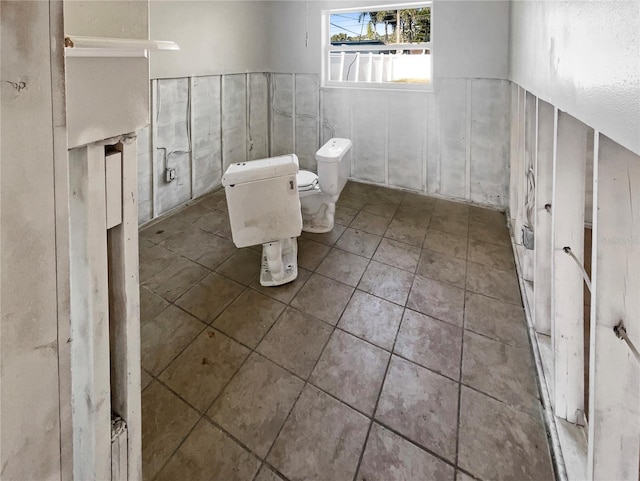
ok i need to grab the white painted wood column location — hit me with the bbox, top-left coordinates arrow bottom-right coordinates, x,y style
534,100 -> 555,335
69,144 -> 112,481
552,111 -> 587,423
587,134 -> 640,480
509,84 -> 521,225
107,140 -> 142,481
521,91 -> 536,281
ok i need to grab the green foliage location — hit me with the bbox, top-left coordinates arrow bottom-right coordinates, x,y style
357,7 -> 431,44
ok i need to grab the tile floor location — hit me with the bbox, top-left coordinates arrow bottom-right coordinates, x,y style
139,181 -> 555,481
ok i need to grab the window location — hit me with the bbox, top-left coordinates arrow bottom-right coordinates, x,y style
323,4 -> 432,89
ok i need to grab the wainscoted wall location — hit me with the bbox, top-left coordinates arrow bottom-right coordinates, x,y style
137,73 -> 511,225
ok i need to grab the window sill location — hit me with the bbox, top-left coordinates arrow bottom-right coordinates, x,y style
322,80 -> 433,93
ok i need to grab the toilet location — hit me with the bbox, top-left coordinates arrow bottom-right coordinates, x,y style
297,138 -> 352,233
222,154 -> 302,287
221,138 -> 351,287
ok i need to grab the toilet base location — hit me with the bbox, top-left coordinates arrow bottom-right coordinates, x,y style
302,216 -> 333,233
260,237 -> 298,286
301,202 -> 336,234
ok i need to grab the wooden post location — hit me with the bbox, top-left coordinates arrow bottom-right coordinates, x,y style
587,134 -> 640,480
107,140 -> 142,481
534,100 -> 555,335
552,111 -> 587,423
69,144 -> 112,480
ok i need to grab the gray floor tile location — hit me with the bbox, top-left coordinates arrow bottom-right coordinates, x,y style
416,249 -> 467,288
257,307 -> 332,379
469,206 -> 506,228
373,238 -> 421,272
141,370 -> 154,391
423,230 -> 468,260
215,248 -> 262,285
140,305 -> 205,375
175,272 -> 244,323
337,193 -> 369,210
178,201 -> 215,226
468,220 -> 510,247
394,205 -> 432,228
350,211 -> 392,236
338,290 -> 404,351
139,216 -> 189,245
335,228 -> 382,258
193,208 -> 231,236
467,238 -> 515,272
140,286 -> 170,326
139,242 -> 180,282
316,248 -> 369,287
358,260 -> 414,305
455,471 -> 477,481
208,353 -> 304,457
335,205 -> 358,226
213,289 -> 286,348
301,223 -> 346,246
268,385 -> 369,481
362,199 -> 399,218
255,466 -> 286,481
428,213 -> 469,237
155,419 -> 261,481
407,275 -> 465,326
159,328 -> 250,411
290,273 -> 354,325
400,192 -> 437,211
310,330 -> 390,415
462,330 -> 540,417
458,386 -> 553,481
160,224 -> 236,269
466,261 -> 521,305
433,200 -> 469,217
297,237 -> 331,270
356,423 -> 455,481
384,218 -> 429,248
141,254 -> 210,302
142,381 -> 200,480
395,309 -> 463,380
376,356 -> 459,462
464,292 -> 529,347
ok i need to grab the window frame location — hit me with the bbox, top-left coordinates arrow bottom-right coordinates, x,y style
322,3 -> 433,91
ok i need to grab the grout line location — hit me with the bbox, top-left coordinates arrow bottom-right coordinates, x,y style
351,303 -> 407,481
142,181 -> 533,480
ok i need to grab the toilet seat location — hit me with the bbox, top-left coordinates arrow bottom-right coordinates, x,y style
296,170 -> 319,192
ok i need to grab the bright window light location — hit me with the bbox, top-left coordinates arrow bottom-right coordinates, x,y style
324,4 -> 432,90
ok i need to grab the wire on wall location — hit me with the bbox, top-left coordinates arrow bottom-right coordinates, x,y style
156,78 -> 193,178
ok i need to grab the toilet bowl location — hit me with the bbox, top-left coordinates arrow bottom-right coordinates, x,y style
296,138 -> 352,233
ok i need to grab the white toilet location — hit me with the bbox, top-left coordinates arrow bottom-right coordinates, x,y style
222,154 -> 302,287
221,138 -> 352,287
296,138 -> 352,233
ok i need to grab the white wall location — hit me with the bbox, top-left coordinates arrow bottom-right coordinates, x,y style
140,0 -> 513,225
268,0 -> 510,80
1,2 -> 69,479
509,0 -> 640,156
150,0 -> 272,78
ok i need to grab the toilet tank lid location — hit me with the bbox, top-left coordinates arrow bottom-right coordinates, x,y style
316,138 -> 352,163
222,154 -> 299,186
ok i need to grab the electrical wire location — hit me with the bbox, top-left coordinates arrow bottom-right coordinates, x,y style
156,79 -> 192,173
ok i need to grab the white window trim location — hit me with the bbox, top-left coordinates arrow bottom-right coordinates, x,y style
321,3 -> 433,92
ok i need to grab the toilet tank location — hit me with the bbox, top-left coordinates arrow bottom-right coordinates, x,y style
222,155 -> 302,248
316,138 -> 352,196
